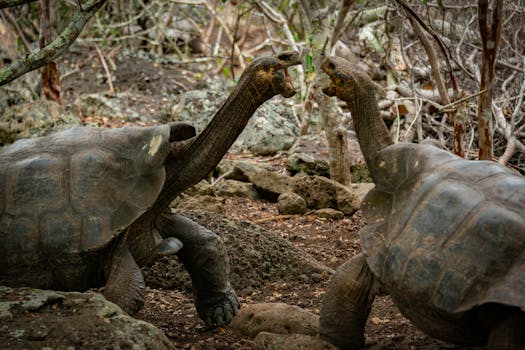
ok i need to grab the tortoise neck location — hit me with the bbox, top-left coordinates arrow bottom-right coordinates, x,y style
128,74 -> 274,264
155,77 -> 272,212
346,83 -> 393,182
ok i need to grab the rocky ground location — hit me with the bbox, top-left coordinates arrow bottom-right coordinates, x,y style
0,48 -> 483,349
135,188 -> 480,350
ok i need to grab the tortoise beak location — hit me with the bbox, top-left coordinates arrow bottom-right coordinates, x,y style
276,51 -> 301,98
321,57 -> 337,97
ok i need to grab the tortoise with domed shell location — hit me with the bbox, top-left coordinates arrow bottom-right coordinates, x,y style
319,55 -> 525,350
0,51 -> 301,326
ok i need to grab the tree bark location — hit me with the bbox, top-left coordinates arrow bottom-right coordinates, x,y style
477,0 -> 503,160
301,0 -> 354,186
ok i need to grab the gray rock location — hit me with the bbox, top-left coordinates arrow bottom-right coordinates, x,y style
286,132 -> 370,182
230,303 -> 318,338
314,208 -> 345,220
291,174 -> 360,215
287,133 -> 330,177
0,286 -> 175,350
220,160 -> 266,182
74,92 -> 141,121
277,192 -> 307,215
214,179 -> 259,199
253,332 -> 338,350
144,211 -> 332,291
221,160 -> 292,201
172,195 -> 226,215
250,170 -> 292,201
163,88 -> 299,155
0,100 -> 80,146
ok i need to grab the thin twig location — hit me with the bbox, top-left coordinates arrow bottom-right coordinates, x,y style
95,45 -> 115,95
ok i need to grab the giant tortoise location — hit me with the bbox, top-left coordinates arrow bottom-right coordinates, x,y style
319,55 -> 525,350
0,52 -> 301,326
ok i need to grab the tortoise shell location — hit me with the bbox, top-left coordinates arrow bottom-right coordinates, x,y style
0,125 -> 171,268
360,143 -> 525,342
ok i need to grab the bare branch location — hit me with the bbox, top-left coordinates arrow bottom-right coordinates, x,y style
0,0 -> 38,9
0,0 -> 108,86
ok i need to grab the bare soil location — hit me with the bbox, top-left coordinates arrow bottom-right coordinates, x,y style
136,195 -> 480,350
58,48 -> 481,350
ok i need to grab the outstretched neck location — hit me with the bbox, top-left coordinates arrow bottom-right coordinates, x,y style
155,77 -> 272,213
347,84 -> 393,181
128,76 -> 271,264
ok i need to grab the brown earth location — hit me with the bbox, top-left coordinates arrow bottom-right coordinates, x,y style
136,193 -> 480,350
57,48 -> 481,349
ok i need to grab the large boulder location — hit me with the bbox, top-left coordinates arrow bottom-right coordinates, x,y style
286,132 -> 370,182
162,87 -> 299,155
0,286 -> 175,350
0,100 -> 80,146
143,210 -> 332,291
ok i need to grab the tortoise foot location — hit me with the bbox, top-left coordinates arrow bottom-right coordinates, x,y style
197,289 -> 240,327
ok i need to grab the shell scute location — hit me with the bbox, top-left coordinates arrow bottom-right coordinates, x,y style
40,210 -> 82,256
5,154 -> 68,216
0,125 -> 172,262
80,214 -> 112,252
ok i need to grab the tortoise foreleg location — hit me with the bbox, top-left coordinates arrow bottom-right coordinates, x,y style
103,236 -> 146,315
156,212 -> 240,326
320,253 -> 379,350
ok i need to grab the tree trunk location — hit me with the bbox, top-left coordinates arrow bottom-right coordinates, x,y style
301,0 -> 354,185
477,0 -> 503,160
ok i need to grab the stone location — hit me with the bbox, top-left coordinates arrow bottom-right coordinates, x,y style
0,100 -> 80,146
314,208 -> 344,220
291,174 -> 360,215
217,159 -> 264,182
286,133 -> 330,177
286,132 -> 370,182
230,303 -> 319,338
249,170 -> 292,201
73,92 -> 141,121
253,332 -> 338,350
277,192 -> 307,215
172,195 -> 226,215
163,87 -> 299,155
0,286 -> 175,349
213,179 -> 259,199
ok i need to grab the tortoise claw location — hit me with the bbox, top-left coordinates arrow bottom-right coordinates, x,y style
198,290 -> 240,327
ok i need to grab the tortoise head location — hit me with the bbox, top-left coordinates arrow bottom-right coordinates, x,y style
239,51 -> 301,99
321,55 -> 375,104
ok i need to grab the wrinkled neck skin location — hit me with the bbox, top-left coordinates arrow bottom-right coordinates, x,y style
345,83 -> 393,183
128,73 -> 275,264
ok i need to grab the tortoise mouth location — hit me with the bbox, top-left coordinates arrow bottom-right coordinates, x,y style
280,67 -> 296,98
321,58 -> 338,97
277,51 -> 301,98
322,80 -> 337,97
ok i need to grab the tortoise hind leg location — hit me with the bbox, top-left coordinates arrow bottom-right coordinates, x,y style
103,237 -> 145,315
487,312 -> 525,350
156,212 -> 240,326
320,253 -> 379,350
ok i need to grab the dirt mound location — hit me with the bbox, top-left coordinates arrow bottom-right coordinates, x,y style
143,210 -> 332,292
